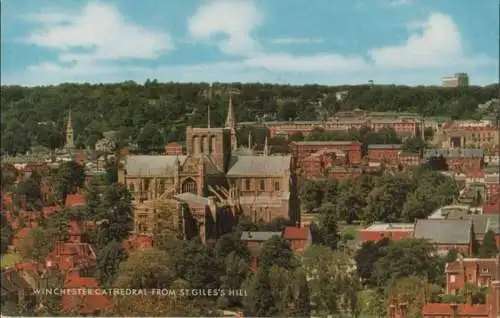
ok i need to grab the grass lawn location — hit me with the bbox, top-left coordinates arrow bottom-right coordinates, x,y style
0,252 -> 22,269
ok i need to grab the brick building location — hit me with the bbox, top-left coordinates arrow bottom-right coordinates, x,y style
485,173 -> 500,201
240,111 -> 421,139
445,257 -> 499,294
398,152 -> 421,166
164,142 -> 183,155
359,223 -> 414,243
290,141 -> 363,165
413,219 -> 474,256
240,231 -> 281,271
424,149 -> 484,174
437,121 -> 499,153
283,226 -> 312,252
367,144 -> 403,165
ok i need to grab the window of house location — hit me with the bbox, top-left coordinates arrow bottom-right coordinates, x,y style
259,179 -> 265,191
274,181 -> 280,191
129,183 -> 135,193
450,274 -> 456,283
481,267 -> 489,273
245,179 -> 251,191
144,179 -> 150,191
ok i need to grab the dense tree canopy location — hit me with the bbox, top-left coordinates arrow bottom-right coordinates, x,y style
299,164 -> 459,223
1,83 -> 497,155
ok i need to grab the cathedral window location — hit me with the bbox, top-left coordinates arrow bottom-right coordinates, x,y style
259,179 -> 265,191
159,180 -> 165,194
274,181 -> 280,191
144,179 -> 150,191
182,178 -> 197,194
245,179 -> 251,190
128,183 -> 135,194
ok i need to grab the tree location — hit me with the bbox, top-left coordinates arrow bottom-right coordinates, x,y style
402,136 -> 426,154
260,217 -> 295,232
97,240 -> 128,288
19,227 -> 54,263
97,183 -> 133,246
478,230 -> 498,258
14,175 -> 43,211
317,205 -> 339,249
246,269 -> 278,317
354,238 -> 391,286
302,245 -> 360,316
298,179 -> 324,212
218,252 -> 250,307
373,238 -> 444,287
445,249 -> 459,263
214,232 -> 250,261
114,248 -> 174,289
1,163 -> 18,191
84,177 -> 103,221
0,213 -> 13,255
259,235 -> 296,270
53,161 -> 85,203
386,276 -> 441,317
294,270 -> 311,317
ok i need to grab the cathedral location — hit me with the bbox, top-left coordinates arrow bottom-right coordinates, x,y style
117,94 -> 299,243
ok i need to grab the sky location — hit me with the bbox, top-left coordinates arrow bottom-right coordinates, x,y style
1,0 -> 498,86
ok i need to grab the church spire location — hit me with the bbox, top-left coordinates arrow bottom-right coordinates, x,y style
263,136 -> 269,156
226,90 -> 238,151
65,109 -> 74,149
225,93 -> 235,129
208,83 -> 212,128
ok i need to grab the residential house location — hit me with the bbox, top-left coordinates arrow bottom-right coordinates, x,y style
240,231 -> 281,271
445,257 -> 499,294
283,226 -> 312,252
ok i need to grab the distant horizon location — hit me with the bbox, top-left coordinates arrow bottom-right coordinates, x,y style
1,80 -> 498,89
1,0 -> 498,86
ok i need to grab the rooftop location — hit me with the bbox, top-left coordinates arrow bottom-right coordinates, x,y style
240,231 -> 281,241
414,219 -> 473,244
363,223 -> 415,232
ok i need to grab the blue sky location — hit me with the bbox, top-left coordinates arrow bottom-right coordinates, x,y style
1,0 -> 498,86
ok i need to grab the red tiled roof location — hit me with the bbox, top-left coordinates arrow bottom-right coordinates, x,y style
62,276 -> 112,315
2,192 -> 13,206
123,235 -> 153,251
73,152 -> 87,165
42,206 -> 62,216
283,226 -> 310,240
422,303 -> 489,315
65,194 -> 86,207
15,262 -> 44,272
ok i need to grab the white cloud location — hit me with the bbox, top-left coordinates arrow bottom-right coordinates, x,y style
24,1 -> 173,63
369,13 -> 494,69
187,0 -> 262,56
269,37 -> 324,45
